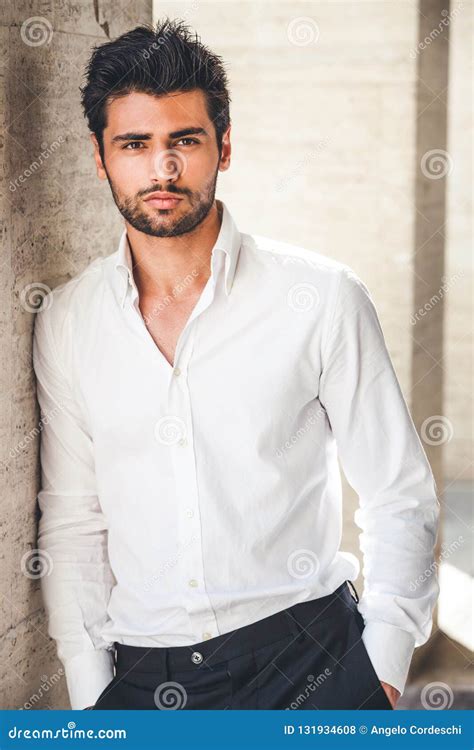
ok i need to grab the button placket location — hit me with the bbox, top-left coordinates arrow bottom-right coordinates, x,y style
167,324 -> 219,641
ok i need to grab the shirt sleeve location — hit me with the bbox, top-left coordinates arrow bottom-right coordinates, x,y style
318,266 -> 441,696
32,302 -> 116,710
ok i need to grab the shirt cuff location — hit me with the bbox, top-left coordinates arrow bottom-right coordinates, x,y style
361,620 -> 416,696
64,648 -> 115,709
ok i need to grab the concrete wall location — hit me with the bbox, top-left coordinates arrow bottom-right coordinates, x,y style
0,0 -> 151,710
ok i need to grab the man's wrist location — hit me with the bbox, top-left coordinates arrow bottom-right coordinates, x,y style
64,648 -> 115,709
361,620 -> 416,696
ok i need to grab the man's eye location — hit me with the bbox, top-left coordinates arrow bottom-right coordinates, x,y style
177,138 -> 199,146
123,142 -> 144,150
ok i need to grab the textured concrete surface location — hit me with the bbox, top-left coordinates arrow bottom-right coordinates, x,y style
0,0 -> 151,710
444,0 -> 473,480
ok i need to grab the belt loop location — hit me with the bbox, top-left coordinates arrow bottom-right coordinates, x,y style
347,579 -> 359,603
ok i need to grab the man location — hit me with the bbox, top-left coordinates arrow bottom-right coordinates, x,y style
33,19 -> 440,711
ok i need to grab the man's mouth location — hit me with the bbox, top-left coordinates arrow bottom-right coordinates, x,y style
143,191 -> 184,209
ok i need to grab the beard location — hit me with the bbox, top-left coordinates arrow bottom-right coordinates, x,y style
105,165 -> 219,238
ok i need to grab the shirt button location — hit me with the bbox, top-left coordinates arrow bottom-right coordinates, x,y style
202,632 -> 212,640
185,508 -> 194,518
188,578 -> 198,587
178,437 -> 187,446
191,651 -> 203,664
173,367 -> 181,377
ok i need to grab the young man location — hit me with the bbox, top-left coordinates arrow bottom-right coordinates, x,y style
33,19 -> 440,711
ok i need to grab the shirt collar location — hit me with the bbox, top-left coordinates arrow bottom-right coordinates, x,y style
113,199 -> 241,308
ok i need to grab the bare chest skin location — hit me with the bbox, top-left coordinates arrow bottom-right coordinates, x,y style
138,293 -> 204,368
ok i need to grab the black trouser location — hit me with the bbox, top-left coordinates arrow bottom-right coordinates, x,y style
92,580 -> 393,710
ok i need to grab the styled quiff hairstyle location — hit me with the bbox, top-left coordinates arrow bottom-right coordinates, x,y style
80,17 -> 231,162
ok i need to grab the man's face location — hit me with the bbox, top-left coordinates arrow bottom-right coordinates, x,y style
92,89 -> 231,237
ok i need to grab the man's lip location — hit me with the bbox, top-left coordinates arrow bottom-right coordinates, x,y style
143,192 -> 184,201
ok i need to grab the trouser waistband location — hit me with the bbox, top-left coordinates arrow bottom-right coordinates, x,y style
114,580 -> 358,674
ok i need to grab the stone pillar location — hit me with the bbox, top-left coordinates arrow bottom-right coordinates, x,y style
410,0 -> 450,679
412,0 -> 449,510
0,0 -> 151,710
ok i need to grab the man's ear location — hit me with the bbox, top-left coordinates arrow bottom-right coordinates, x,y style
218,124 -> 231,172
90,133 -> 107,180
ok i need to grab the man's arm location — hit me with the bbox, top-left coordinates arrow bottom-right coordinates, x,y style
33,302 -> 116,710
318,266 -> 441,697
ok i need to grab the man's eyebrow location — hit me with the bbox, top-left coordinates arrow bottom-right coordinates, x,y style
111,127 -> 208,144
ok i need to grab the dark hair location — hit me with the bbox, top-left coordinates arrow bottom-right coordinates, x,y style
80,18 -> 231,162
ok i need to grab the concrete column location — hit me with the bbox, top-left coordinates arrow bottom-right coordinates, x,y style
0,1 -> 151,710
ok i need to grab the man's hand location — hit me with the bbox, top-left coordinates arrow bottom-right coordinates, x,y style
83,706 -> 94,710
380,681 -> 400,708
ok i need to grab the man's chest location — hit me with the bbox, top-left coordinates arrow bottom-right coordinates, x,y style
139,296 -> 201,369
74,284 -> 326,449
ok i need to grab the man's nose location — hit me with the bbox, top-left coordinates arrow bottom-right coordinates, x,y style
151,147 -> 187,182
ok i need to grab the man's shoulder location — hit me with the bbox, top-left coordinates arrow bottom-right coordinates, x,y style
241,231 -> 351,283
34,254 -> 107,347
39,255 -> 106,311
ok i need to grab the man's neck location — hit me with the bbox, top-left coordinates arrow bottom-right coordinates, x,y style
126,200 -> 223,301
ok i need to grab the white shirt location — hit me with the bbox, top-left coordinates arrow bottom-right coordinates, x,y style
33,199 -> 440,710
